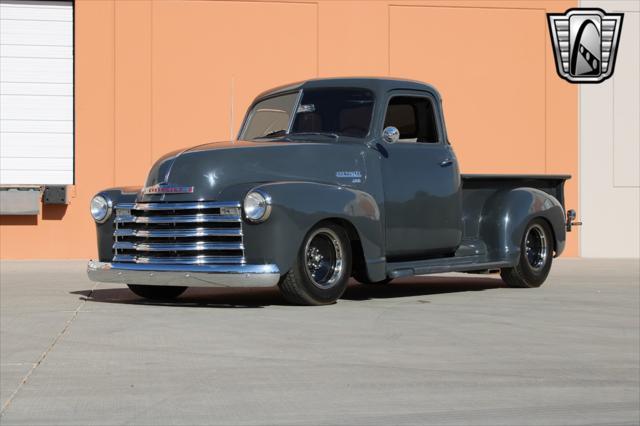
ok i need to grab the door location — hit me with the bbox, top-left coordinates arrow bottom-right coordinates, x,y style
380,92 -> 462,260
0,0 -> 74,185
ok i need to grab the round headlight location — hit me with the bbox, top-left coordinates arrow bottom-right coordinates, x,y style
244,190 -> 271,222
90,195 -> 112,223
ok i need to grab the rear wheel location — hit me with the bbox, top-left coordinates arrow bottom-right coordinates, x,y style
127,284 -> 187,300
278,223 -> 352,305
500,218 -> 553,288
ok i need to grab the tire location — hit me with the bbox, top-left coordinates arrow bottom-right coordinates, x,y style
278,222 -> 352,305
500,218 -> 554,288
127,284 -> 187,300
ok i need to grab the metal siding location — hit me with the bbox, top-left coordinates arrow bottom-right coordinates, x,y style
0,0 -> 73,185
580,0 -> 640,258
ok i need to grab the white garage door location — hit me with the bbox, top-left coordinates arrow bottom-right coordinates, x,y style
0,0 -> 73,185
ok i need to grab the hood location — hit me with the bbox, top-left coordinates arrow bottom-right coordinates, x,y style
139,139 -> 370,202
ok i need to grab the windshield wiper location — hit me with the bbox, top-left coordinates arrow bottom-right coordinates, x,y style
253,131 -> 340,141
254,129 -> 288,139
286,132 -> 339,140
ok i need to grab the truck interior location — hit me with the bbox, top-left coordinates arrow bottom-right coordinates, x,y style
384,96 -> 439,143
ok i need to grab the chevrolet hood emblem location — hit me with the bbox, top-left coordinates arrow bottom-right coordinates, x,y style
142,183 -> 194,195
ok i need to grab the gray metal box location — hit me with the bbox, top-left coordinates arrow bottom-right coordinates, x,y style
43,185 -> 69,205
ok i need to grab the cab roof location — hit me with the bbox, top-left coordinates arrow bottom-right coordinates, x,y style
255,77 -> 442,102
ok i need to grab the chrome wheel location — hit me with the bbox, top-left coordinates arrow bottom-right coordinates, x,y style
501,219 -> 553,289
304,228 -> 344,289
524,224 -> 548,271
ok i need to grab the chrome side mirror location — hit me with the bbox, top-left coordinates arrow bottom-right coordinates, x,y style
382,126 -> 399,144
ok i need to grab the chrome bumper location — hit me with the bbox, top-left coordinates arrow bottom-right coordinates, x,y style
87,261 -> 280,288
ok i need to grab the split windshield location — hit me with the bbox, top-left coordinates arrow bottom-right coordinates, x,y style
240,88 -> 375,140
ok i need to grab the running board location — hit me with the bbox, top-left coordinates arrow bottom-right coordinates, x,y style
386,257 -> 512,279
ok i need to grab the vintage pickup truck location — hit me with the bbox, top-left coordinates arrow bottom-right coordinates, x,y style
87,78 -> 579,305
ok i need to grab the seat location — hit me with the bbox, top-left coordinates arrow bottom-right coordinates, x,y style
339,106 -> 371,137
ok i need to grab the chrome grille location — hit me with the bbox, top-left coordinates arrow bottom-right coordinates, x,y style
112,201 -> 244,264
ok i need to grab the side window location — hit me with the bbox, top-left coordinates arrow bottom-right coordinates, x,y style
384,96 -> 439,143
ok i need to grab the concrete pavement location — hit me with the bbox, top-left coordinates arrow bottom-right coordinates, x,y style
0,259 -> 638,425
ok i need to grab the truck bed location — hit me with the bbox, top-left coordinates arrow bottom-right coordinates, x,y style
387,174 -> 571,279
461,174 -> 570,208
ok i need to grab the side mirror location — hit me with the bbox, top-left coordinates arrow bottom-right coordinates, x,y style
382,126 -> 399,144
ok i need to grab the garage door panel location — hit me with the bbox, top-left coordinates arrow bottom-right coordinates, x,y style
1,44 -> 71,59
0,82 -> 72,96
0,157 -> 71,171
389,6 -> 546,174
0,133 -> 72,158
0,2 -> 71,21
0,57 -> 72,83
0,118 -> 72,133
0,170 -> 70,185
1,94 -> 72,120
0,29 -> 70,47
1,16 -> 71,30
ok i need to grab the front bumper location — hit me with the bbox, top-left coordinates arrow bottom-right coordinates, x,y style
87,261 -> 280,288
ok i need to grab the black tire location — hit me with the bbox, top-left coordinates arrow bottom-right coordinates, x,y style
278,222 -> 352,305
500,218 -> 554,288
127,284 -> 187,300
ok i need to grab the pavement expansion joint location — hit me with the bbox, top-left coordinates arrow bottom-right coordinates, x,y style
0,282 -> 98,417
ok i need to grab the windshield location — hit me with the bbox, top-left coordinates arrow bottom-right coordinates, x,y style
240,88 -> 375,140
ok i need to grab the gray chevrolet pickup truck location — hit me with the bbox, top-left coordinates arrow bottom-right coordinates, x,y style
87,78 -> 579,305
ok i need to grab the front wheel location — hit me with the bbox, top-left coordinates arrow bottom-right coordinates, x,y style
278,222 -> 352,305
500,218 -> 554,288
127,284 -> 187,300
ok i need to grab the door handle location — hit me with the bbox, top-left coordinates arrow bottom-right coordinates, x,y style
439,158 -> 453,167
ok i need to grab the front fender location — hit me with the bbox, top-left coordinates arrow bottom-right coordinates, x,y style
240,181 -> 385,280
480,188 -> 566,264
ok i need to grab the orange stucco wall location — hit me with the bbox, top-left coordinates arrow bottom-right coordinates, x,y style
0,0 -> 578,259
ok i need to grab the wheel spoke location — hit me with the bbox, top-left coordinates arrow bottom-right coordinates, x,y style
303,229 -> 344,289
524,224 -> 548,270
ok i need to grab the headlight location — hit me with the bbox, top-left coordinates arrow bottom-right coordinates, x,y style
90,195 -> 112,223
243,190 -> 271,223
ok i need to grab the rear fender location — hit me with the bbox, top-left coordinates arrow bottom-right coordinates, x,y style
480,188 -> 566,264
